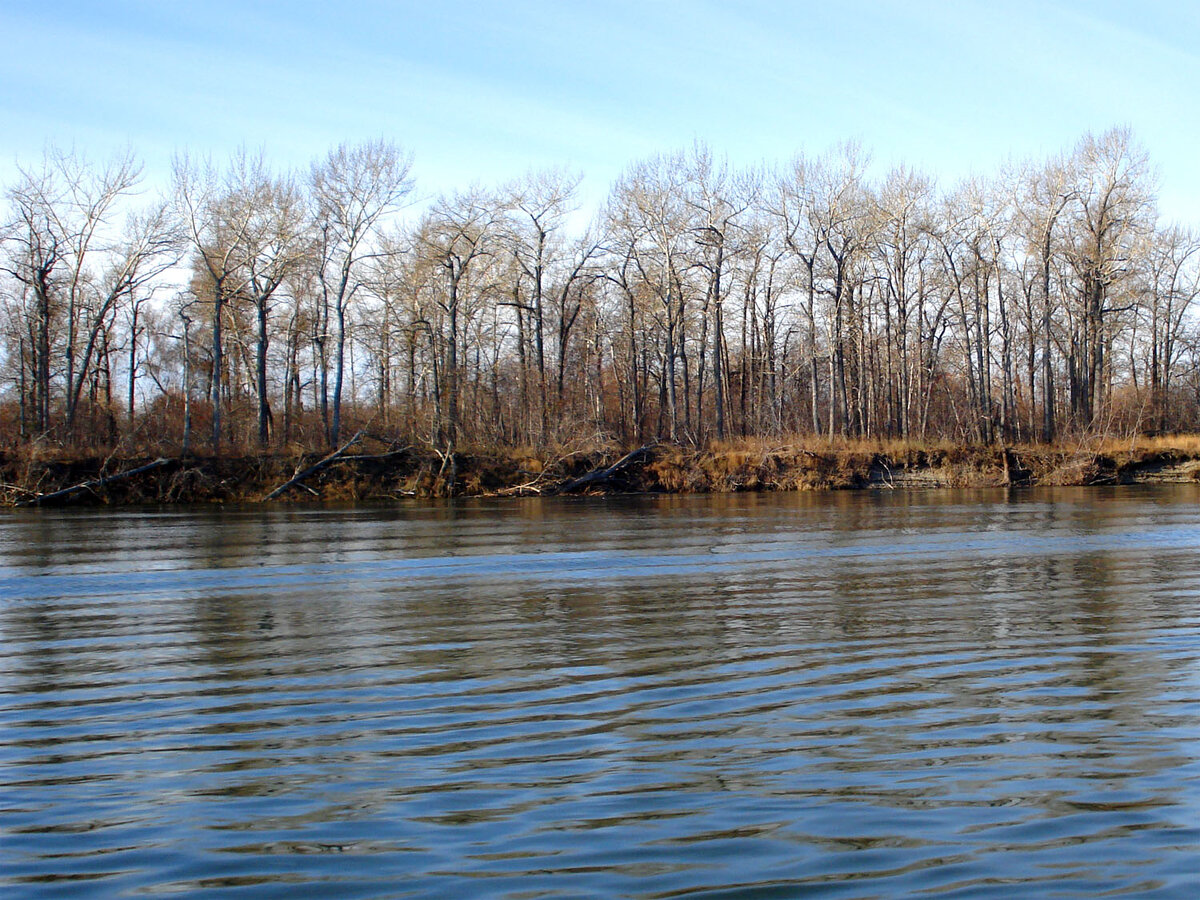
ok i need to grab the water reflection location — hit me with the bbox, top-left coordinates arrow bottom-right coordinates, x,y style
2,488 -> 1200,897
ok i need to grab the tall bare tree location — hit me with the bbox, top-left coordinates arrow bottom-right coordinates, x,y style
1,147 -> 159,440
1062,128 -> 1155,429
413,190 -> 497,448
174,151 -> 260,450
311,139 -> 413,445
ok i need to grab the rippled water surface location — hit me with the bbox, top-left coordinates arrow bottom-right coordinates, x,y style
3,487 -> 1200,898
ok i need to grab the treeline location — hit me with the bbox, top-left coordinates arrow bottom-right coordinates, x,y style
2,128 -> 1198,454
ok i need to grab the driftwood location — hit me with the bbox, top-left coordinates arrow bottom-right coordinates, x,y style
480,447 -> 593,497
343,447 -> 411,463
0,482 -> 40,501
262,432 -> 365,501
18,457 -> 172,507
558,445 -> 653,494
431,448 -> 458,495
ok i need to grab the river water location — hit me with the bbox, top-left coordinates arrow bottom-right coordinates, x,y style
2,488 -> 1199,898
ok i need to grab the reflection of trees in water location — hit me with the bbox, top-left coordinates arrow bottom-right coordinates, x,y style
3,492 -> 1198,828
808,542 -> 1188,812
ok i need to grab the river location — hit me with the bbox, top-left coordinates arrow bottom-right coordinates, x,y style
2,487 -> 1199,897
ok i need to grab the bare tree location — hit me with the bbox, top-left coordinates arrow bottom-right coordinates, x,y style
174,151 -> 259,451
870,166 -> 936,438
1,147 -> 158,441
311,139 -> 414,445
500,168 -> 581,444
236,170 -> 309,447
606,153 -> 693,442
413,189 -> 498,448
1061,128 -> 1155,429
682,144 -> 754,440
1141,225 -> 1200,430
1015,154 -> 1073,441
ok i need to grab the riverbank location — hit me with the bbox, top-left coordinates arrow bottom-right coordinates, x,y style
5,436 -> 1200,507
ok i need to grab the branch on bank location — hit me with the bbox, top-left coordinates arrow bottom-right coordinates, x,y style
261,432 -> 365,501
18,457 -> 172,507
557,445 -> 654,494
488,446 -> 599,496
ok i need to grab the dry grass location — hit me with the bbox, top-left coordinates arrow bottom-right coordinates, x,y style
1089,433 -> 1200,455
707,434 -> 981,459
708,432 -> 1200,457
8,432 -> 1200,506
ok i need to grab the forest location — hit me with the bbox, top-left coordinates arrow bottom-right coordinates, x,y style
3,127 -> 1198,462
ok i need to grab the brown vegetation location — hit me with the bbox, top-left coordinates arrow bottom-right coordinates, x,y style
5,436 -> 1199,507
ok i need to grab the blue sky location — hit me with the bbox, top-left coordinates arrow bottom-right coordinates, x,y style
2,0 -> 1198,219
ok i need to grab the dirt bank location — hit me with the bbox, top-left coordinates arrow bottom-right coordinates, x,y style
4,439 -> 1200,507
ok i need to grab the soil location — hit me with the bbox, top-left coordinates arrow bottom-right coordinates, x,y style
4,441 -> 1200,507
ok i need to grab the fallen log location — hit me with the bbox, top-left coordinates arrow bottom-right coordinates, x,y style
261,432 -> 364,501
558,445 -> 653,494
18,457 -> 172,507
342,447 -> 411,463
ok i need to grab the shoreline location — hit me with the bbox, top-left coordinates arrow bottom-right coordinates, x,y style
4,440 -> 1200,507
